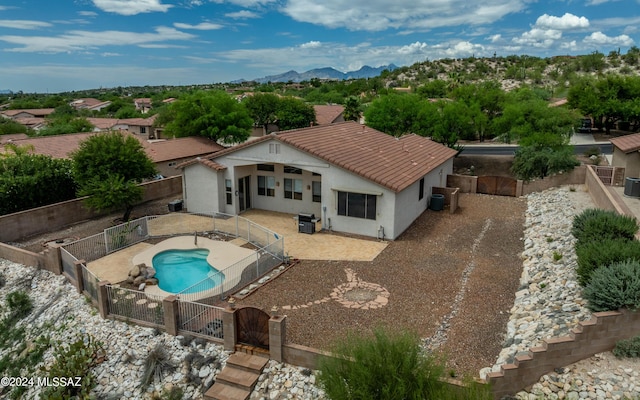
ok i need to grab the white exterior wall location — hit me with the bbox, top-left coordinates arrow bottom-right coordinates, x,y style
182,139 -> 453,240
182,164 -> 221,214
392,158 -> 453,240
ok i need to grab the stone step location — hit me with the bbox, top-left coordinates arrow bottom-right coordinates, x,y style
203,382 -> 251,400
226,352 -> 269,373
216,367 -> 260,390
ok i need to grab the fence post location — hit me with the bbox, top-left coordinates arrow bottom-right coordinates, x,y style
222,307 -> 237,352
235,216 -> 239,238
256,253 -> 260,278
248,222 -> 251,243
97,281 -> 110,319
269,315 -> 286,362
73,260 -> 86,294
163,295 -> 179,336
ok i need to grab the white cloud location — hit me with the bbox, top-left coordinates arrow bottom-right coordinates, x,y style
300,41 -> 322,49
173,22 -> 223,30
282,0 -> 528,32
78,11 -> 98,17
91,0 -> 172,16
225,10 -> 260,19
513,28 -> 562,48
207,0 -> 277,6
535,13 -> 589,30
0,20 -> 52,29
559,40 -> 578,51
398,41 -> 428,55
583,31 -> 634,46
0,26 -> 195,53
488,34 -> 502,43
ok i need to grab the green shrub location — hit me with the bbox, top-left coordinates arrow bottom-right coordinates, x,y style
317,327 -> 492,400
575,238 -> 640,286
572,209 -> 638,246
5,291 -> 33,320
583,259 -> 640,312
613,335 -> 640,358
40,334 -> 104,399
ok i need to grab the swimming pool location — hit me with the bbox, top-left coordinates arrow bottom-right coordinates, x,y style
152,248 -> 225,294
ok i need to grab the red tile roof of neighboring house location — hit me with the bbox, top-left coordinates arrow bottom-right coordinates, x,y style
120,115 -> 157,126
610,133 -> 640,153
180,121 -> 457,193
13,117 -> 49,128
313,105 -> 344,125
86,117 -> 122,130
2,108 -> 55,118
0,132 -> 224,163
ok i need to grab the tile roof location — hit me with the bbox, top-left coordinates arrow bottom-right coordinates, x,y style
2,108 -> 55,118
183,121 -> 457,193
0,132 -> 224,163
313,105 -> 345,125
610,133 -> 640,153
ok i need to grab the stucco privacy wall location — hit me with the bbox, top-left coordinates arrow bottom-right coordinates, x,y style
612,146 -> 640,179
182,163 -> 221,215
0,177 -> 182,243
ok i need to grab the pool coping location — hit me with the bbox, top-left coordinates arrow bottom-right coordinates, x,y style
131,236 -> 257,301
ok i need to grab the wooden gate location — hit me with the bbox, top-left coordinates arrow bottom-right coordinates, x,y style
477,176 -> 518,196
235,306 -> 270,350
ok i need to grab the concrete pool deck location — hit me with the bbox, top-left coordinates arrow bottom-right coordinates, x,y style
87,236 -> 256,300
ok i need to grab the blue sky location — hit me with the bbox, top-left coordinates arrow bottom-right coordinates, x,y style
0,0 -> 638,93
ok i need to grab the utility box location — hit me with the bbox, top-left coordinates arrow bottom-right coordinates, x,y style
168,200 -> 183,212
298,213 -> 316,234
624,178 -> 640,198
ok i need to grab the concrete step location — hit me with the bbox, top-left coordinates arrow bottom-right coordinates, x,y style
226,352 -> 269,373
203,382 -> 251,400
216,367 -> 260,390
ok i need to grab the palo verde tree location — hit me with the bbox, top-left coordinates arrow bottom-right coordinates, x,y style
157,90 -> 252,144
71,131 -> 157,221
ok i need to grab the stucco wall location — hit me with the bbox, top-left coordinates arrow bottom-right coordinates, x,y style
182,164 -> 219,214
612,147 -> 640,179
0,177 -> 181,243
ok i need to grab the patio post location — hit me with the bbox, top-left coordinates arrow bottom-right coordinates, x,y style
163,295 -> 179,336
73,260 -> 86,294
97,281 -> 110,319
222,306 -> 237,351
268,314 -> 286,362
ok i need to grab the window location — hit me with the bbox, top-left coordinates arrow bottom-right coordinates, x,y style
312,181 -> 321,203
225,179 -> 232,205
257,164 -> 275,172
140,126 -> 146,134
284,178 -> 303,200
168,161 -> 177,167
269,143 -> 280,154
337,191 -> 376,220
419,178 -> 425,200
257,175 -> 275,197
284,165 -> 303,174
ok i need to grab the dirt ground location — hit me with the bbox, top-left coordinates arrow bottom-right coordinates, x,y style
236,193 -> 527,377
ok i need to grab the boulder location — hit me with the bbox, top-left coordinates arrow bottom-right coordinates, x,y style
133,276 -> 146,285
145,278 -> 159,286
129,264 -> 142,278
145,266 -> 156,279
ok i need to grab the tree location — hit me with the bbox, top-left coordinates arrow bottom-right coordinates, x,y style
159,90 -> 252,144
71,131 -> 157,221
342,96 -> 362,121
364,93 -> 422,137
0,144 -> 77,215
511,143 -> 579,181
242,93 -> 280,134
274,97 -> 316,130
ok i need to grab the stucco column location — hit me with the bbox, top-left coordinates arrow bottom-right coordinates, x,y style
163,295 -> 179,336
222,307 -> 237,352
269,315 -> 286,362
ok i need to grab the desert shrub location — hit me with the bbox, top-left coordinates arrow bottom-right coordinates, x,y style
572,209 -> 638,246
5,290 -> 33,320
40,334 -> 104,399
582,259 -> 640,312
140,344 -> 175,388
317,327 -> 492,400
575,238 -> 640,286
613,335 -> 640,358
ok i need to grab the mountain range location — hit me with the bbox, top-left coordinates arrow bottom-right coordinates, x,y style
245,64 -> 398,83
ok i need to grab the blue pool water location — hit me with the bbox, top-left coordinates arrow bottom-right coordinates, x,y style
152,249 -> 225,294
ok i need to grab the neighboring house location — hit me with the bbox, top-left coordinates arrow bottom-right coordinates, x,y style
610,133 -> 640,179
1,108 -> 55,120
86,118 -> 128,132
70,98 -> 112,112
120,115 -> 158,139
178,121 -> 457,240
313,104 -> 345,125
0,132 -> 223,177
10,117 -> 49,131
134,98 -> 152,114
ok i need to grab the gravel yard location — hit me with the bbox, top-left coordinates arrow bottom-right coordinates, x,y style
236,192 -> 527,377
